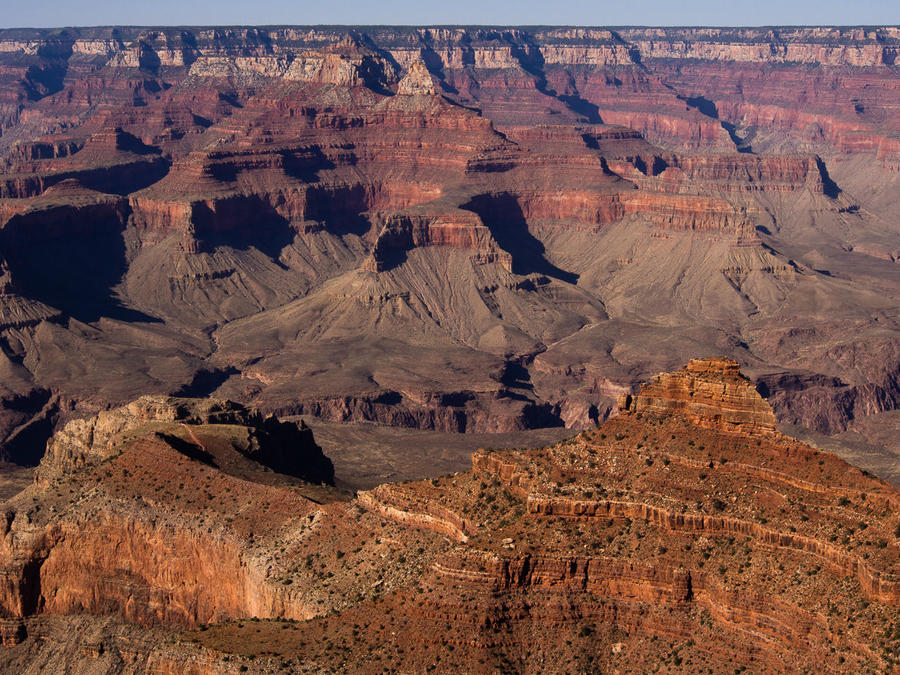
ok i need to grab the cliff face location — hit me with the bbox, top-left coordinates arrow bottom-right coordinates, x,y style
3,361 -> 890,671
0,24 -> 897,472
0,396 -> 388,632
0,392 -> 453,669
37,395 -> 334,485
2,25 -> 897,160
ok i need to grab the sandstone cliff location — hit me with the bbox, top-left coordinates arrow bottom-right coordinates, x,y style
618,357 -> 778,435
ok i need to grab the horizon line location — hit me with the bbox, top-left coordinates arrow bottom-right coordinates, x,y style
1,23 -> 899,30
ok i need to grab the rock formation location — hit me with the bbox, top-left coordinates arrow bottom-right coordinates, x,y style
396,59 -> 439,96
618,357 -> 778,435
37,395 -> 334,484
0,360 -> 896,672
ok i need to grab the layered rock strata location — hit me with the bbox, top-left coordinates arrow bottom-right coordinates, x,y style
4,361 -> 895,672
0,25 -> 897,472
618,357 -> 778,435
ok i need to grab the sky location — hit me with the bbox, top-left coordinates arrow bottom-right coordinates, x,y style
1,0 -> 897,29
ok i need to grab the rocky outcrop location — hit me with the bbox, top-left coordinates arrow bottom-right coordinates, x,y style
37,395 -> 334,485
367,211 -> 512,272
0,397 -> 352,633
357,484 -> 472,542
327,359 -> 899,671
396,60 -> 439,96
618,357 -> 778,435
285,37 -> 400,88
0,361 -> 897,672
0,508 -> 317,627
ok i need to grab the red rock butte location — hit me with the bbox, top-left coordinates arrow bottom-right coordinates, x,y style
619,357 -> 779,435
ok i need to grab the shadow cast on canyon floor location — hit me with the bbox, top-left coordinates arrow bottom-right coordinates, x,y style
461,193 -> 579,284
191,197 -> 297,265
2,206 -> 160,324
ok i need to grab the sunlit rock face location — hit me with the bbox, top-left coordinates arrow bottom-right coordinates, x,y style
5,361 -> 897,672
619,357 -> 778,435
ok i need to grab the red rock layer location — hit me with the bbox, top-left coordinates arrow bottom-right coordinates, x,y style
0,25 -> 897,466
618,357 -> 778,435
298,359 -> 900,672
0,362 -> 897,671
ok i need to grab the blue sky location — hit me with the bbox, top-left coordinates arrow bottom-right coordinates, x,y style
2,0 -> 897,28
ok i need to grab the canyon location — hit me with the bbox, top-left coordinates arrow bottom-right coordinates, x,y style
0,26 -> 896,473
0,23 -> 898,671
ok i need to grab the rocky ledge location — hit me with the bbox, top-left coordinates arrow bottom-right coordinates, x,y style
37,395 -> 334,485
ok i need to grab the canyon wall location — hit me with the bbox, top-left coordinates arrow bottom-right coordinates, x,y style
0,24 -> 896,471
0,361 -> 888,671
0,362 -> 896,672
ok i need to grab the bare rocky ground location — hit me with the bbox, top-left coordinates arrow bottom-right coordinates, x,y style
781,421 -> 900,489
0,465 -> 31,501
0,25 -> 897,674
